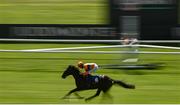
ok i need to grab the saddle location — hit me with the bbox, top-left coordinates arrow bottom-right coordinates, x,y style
84,74 -> 104,84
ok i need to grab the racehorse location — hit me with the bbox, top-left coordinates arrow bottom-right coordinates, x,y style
61,65 -> 135,101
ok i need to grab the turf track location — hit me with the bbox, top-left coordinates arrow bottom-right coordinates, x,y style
0,0 -> 180,103
0,43 -> 180,104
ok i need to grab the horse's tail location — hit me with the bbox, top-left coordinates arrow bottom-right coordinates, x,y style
112,80 -> 135,89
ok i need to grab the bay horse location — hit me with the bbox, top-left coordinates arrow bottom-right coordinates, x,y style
61,65 -> 135,101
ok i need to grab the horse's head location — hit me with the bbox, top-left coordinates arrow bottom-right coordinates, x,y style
61,65 -> 79,79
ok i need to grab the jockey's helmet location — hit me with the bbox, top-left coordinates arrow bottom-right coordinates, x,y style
78,61 -> 84,68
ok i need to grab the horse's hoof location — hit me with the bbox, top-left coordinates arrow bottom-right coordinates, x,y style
61,96 -> 68,99
85,98 -> 89,102
78,97 -> 84,99
129,85 -> 135,89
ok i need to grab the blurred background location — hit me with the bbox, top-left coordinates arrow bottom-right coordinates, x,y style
0,0 -> 180,40
0,0 -> 108,24
0,0 -> 180,104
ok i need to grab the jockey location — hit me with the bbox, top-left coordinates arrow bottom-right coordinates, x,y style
77,61 -> 100,84
77,61 -> 99,76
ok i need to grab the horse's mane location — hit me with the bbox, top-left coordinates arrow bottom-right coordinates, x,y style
68,65 -> 80,73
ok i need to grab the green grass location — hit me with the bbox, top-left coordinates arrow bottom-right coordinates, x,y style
0,43 -> 180,104
0,0 -> 108,24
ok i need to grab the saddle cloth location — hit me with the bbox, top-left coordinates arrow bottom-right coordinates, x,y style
86,75 -> 104,84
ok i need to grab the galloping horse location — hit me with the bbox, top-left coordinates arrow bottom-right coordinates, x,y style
61,65 -> 135,101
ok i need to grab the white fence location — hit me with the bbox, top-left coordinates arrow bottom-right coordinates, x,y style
0,44 -> 180,54
0,38 -> 180,43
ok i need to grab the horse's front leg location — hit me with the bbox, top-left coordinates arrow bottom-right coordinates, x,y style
62,88 -> 80,99
85,89 -> 101,101
74,92 -> 84,99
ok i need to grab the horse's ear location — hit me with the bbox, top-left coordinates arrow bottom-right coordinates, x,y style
68,65 -> 72,68
68,65 -> 74,68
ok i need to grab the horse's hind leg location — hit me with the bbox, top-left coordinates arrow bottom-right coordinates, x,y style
103,85 -> 113,98
85,89 -> 101,101
101,92 -> 113,104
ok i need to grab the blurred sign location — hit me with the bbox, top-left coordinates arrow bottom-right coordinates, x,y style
11,27 -> 113,37
0,24 -> 116,39
115,0 -> 176,4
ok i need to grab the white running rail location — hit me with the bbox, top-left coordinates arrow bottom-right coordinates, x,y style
0,38 -> 180,43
